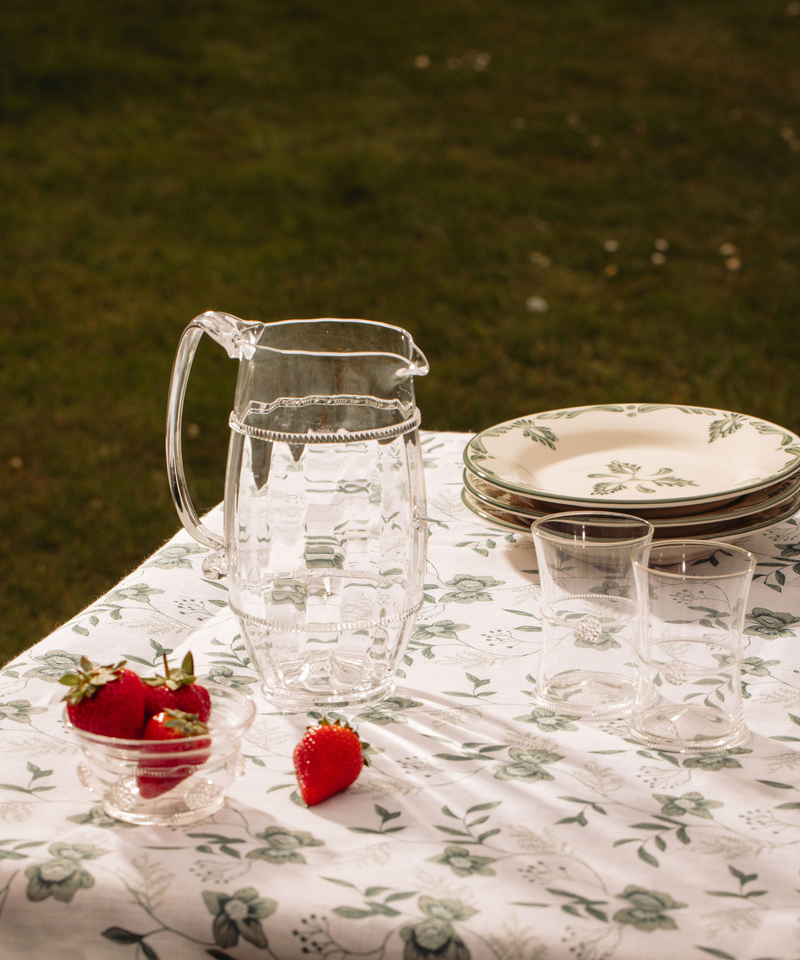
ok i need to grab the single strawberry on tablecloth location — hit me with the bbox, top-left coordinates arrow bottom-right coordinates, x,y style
60,657 -> 146,738
293,716 -> 368,805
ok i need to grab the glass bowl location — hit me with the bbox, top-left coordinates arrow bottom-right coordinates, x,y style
67,682 -> 256,826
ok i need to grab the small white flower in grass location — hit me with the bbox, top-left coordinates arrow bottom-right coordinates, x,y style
725,256 -> 742,271
530,251 -> 551,267
651,252 -> 666,265
187,422 -> 200,438
473,52 -> 491,71
566,112 -> 581,127
787,1 -> 800,15
719,242 -> 737,256
526,296 -> 549,313
781,127 -> 795,141
603,239 -> 619,252
654,238 -> 669,252
589,134 -> 603,147
8,457 -> 23,470
414,55 -> 431,69
604,264 -> 618,277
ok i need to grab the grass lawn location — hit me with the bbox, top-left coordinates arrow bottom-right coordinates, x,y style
2,0 -> 799,662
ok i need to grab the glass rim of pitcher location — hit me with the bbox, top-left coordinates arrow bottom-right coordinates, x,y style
531,510 -> 654,544
632,538 -> 756,579
244,316 -> 428,364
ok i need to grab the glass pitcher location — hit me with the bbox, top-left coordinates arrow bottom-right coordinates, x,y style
166,312 -> 429,711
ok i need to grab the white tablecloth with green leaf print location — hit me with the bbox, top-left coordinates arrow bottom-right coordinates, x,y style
2,431 -> 800,960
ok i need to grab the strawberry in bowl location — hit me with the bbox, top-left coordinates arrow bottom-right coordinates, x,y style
60,657 -> 146,738
136,708 -> 211,799
143,652 -> 211,723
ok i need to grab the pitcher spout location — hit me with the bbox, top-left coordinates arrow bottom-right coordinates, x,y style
191,311 -> 265,361
405,340 -> 429,379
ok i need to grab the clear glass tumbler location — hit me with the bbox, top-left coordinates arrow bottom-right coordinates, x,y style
531,512 -> 654,718
629,539 -> 755,752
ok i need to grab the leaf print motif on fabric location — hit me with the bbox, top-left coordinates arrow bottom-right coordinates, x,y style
554,796 -> 608,828
440,576 -> 505,604
198,665 -> 259,691
355,697 -> 424,726
21,650 -> 84,682
347,804 -> 408,836
443,673 -> 497,700
613,885 -> 686,930
67,805 -> 138,829
705,864 -> 768,903
740,657 -> 781,678
743,607 -> 800,638
513,708 -> 579,732
588,462 -> 698,496
753,544 -> 800,593
399,897 -> 477,960
245,826 -> 324,865
107,583 -> 166,603
427,845 -> 497,877
588,579 -> 632,599
25,843 -> 106,903
400,917 -> 470,959
653,792 -> 723,819
683,748 -> 752,771
0,701 -> 48,724
432,802 -> 502,851
493,746 -> 564,782
202,886 -> 277,949
412,620 -> 470,641
145,543 -> 208,570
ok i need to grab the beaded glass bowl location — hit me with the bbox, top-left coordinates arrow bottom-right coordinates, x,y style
67,683 -> 256,826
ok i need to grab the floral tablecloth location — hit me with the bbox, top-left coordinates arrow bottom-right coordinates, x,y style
2,431 -> 800,960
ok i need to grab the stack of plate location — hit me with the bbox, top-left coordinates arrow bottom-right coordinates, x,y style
462,403 -> 800,541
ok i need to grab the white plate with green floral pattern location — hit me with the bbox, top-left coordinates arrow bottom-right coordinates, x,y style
464,404 -> 800,508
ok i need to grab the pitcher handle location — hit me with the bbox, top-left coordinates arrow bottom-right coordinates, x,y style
165,323 -> 224,551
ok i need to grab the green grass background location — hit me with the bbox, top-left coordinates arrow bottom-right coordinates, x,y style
2,0 -> 800,662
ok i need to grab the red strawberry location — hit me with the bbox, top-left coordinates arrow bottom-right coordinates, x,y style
136,708 -> 211,799
60,658 -> 146,739
142,652 -> 211,722
292,717 -> 368,806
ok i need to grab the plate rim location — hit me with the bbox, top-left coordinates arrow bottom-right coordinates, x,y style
460,485 -> 800,539
464,403 -> 800,507
462,467 -> 800,527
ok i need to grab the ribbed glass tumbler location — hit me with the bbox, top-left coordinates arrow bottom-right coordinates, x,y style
531,512 -> 654,719
628,539 -> 755,752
